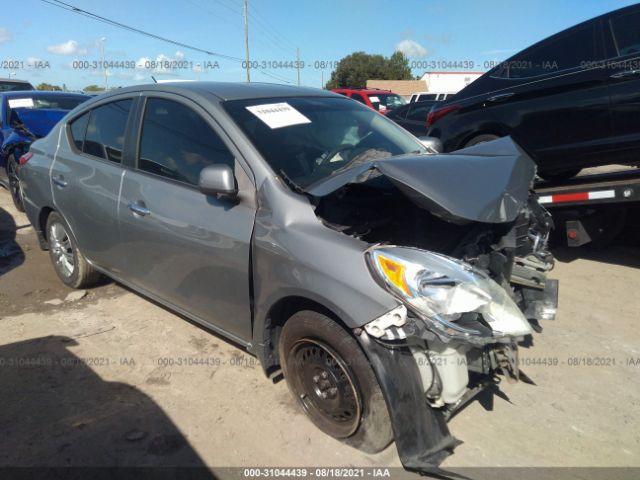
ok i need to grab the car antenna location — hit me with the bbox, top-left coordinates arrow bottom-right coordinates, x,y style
151,75 -> 157,83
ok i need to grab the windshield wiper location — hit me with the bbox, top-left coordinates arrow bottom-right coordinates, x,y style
279,169 -> 305,194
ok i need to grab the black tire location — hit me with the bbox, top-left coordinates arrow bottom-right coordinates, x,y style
465,133 -> 500,148
46,211 -> 101,289
6,154 -> 25,212
538,168 -> 582,182
279,310 -> 392,453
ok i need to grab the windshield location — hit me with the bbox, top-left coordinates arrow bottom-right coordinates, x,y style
0,81 -> 34,92
371,93 -> 406,110
225,96 -> 426,188
8,95 -> 87,111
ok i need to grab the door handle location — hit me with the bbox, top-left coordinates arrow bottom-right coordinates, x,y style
52,176 -> 67,188
609,69 -> 640,80
486,92 -> 515,102
128,202 -> 150,217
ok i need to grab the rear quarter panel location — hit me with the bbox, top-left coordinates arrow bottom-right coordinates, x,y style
19,128 -> 59,235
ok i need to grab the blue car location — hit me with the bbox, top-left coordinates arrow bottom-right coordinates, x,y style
0,90 -> 90,211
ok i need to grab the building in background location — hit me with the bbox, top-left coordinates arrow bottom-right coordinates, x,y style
419,71 -> 483,95
366,72 -> 484,101
365,79 -> 427,100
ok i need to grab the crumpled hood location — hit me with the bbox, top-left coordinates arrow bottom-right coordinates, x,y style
305,136 -> 536,224
12,108 -> 69,138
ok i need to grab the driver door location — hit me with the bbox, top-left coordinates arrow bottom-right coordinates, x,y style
118,95 -> 256,342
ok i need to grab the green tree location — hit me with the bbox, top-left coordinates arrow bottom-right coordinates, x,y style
326,51 -> 412,89
387,52 -> 412,80
83,84 -> 104,92
36,82 -> 62,91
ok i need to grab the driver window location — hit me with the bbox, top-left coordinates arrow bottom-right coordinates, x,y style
138,98 -> 234,186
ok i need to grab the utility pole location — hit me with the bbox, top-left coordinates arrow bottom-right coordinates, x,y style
100,37 -> 108,90
321,70 -> 324,89
244,0 -> 250,82
296,48 -> 300,86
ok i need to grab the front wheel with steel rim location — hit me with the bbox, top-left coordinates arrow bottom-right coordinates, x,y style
279,310 -> 393,453
46,211 -> 101,289
6,154 -> 25,212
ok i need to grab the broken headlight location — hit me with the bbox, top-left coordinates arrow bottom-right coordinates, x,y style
366,246 -> 532,341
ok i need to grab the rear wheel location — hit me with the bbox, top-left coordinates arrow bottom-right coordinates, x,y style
6,154 -> 25,212
538,168 -> 582,182
279,310 -> 392,453
46,212 -> 101,289
465,133 -> 500,148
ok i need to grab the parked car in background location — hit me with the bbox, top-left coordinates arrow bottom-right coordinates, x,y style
0,78 -> 35,92
408,91 -> 453,103
20,82 -> 557,474
427,3 -> 640,181
0,90 -> 90,210
384,100 -> 437,136
331,88 -> 406,112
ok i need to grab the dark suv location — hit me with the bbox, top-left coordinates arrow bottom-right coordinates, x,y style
427,3 -> 640,181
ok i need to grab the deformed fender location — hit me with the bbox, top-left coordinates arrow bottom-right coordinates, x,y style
357,332 -> 461,473
1,131 -> 31,161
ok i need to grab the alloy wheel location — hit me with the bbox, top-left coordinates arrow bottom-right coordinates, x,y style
7,158 -> 24,210
49,222 -> 75,278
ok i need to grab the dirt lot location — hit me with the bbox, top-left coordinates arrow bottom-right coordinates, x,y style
1,188 -> 639,474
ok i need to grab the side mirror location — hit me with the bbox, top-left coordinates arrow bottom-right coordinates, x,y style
198,164 -> 238,199
418,136 -> 443,154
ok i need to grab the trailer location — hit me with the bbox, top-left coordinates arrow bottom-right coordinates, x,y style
535,166 -> 640,247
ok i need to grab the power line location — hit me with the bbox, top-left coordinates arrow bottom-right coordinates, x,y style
220,0 -> 298,56
41,0 -> 244,62
248,13 -> 297,57
185,0 -> 240,25
40,0 -> 296,84
248,2 -> 298,51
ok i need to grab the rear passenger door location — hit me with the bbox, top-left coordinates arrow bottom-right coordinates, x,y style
399,103 -> 432,136
483,21 -> 611,173
603,5 -> 640,163
118,94 -> 256,342
51,96 -> 133,272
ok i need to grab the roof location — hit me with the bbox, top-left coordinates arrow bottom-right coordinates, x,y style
331,88 -> 392,93
0,78 -> 32,83
99,81 -> 335,101
365,80 -> 427,96
0,90 -> 90,98
421,71 -> 485,75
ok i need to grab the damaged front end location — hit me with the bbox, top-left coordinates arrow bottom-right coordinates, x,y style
306,137 -> 558,472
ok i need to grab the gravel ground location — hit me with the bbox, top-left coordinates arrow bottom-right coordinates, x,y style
0,188 -> 638,475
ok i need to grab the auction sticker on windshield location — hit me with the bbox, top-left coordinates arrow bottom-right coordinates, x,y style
246,102 -> 311,129
8,98 -> 34,108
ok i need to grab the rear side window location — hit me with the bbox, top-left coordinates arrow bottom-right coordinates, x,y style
350,93 -> 367,104
609,10 -> 640,57
418,94 -> 437,101
83,99 -> 132,163
69,112 -> 89,151
138,98 -> 234,186
506,24 -> 599,78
